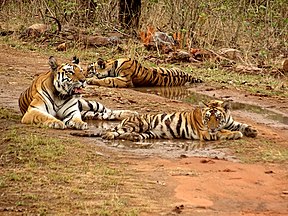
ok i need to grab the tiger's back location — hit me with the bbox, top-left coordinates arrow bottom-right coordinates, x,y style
18,71 -> 52,115
131,64 -> 201,87
86,58 -> 202,88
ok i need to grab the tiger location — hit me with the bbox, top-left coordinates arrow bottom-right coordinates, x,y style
18,56 -> 138,130
86,58 -> 202,88
100,100 -> 257,141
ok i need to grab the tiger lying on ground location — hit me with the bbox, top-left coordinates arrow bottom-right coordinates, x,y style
98,100 -> 257,141
18,56 -> 137,130
86,58 -> 202,88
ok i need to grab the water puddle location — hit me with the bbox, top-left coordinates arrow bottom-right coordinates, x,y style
84,86 -> 287,161
86,120 -> 239,161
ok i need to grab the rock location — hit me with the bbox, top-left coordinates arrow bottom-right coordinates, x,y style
56,42 -> 67,51
218,48 -> 242,61
22,23 -> 49,38
282,59 -> 288,74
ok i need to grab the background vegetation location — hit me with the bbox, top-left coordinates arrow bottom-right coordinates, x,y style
1,0 -> 287,62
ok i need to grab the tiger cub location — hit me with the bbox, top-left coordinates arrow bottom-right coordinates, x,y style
18,56 -> 137,130
86,58 -> 202,88
101,100 -> 257,141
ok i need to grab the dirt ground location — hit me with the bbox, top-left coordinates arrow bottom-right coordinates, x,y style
0,44 -> 288,215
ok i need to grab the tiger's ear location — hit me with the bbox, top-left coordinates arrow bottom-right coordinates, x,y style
49,56 -> 58,71
72,56 -> 80,64
97,58 -> 105,69
222,100 -> 231,111
199,101 -> 209,108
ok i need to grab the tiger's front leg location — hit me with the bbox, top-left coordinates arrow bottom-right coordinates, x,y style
200,130 -> 243,141
225,119 -> 258,138
22,108 -> 66,129
64,117 -> 88,130
86,77 -> 102,86
79,99 -> 138,121
216,129 -> 243,140
59,101 -> 88,130
86,77 -> 133,88
102,131 -> 142,141
101,122 -> 142,140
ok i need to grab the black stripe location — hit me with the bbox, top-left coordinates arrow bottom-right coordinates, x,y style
165,114 -> 176,138
30,105 -> 38,109
184,117 -> 189,138
153,116 -> 159,128
66,101 -> 78,112
134,63 -> 142,77
88,101 -> 95,110
64,110 -> 77,119
78,101 -> 83,111
225,117 -> 234,129
160,113 -> 167,121
140,68 -> 152,84
64,115 -> 74,124
121,73 -> 130,78
118,59 -> 134,71
82,111 -> 89,117
176,114 -> 182,136
146,131 -> 155,139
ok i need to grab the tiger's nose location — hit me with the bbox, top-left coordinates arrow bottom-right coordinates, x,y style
81,79 -> 87,88
80,77 -> 86,83
79,78 -> 87,87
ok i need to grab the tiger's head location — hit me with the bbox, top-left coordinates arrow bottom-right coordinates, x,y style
201,100 -> 231,134
86,58 -> 123,78
49,56 -> 86,97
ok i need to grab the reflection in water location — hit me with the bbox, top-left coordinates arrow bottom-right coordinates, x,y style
86,120 -> 238,161
135,86 -> 195,100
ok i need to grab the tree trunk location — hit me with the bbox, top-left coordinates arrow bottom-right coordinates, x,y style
118,0 -> 141,31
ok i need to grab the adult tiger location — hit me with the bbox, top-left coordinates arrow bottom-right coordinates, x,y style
100,100 -> 257,141
18,56 -> 137,130
86,58 -> 202,88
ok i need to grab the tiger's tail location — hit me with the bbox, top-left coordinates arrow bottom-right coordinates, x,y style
169,68 -> 203,85
187,74 -> 203,84
70,131 -> 103,137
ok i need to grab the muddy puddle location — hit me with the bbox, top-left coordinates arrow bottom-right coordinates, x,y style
84,120 -> 239,162
83,86 -> 287,161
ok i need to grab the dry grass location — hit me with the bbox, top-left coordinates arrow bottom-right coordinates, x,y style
1,0 -> 287,61
0,109 -> 146,215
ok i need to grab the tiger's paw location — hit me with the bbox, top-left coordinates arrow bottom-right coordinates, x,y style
82,111 -> 98,120
193,78 -> 203,83
44,120 -> 66,129
244,126 -> 258,138
66,119 -> 88,130
124,132 -> 141,141
231,131 -> 243,140
113,110 -> 139,120
102,132 -> 116,140
86,78 -> 100,86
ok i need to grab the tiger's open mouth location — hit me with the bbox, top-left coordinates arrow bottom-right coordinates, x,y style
72,87 -> 84,94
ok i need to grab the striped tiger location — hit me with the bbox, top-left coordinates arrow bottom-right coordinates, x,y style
101,100 -> 257,141
86,58 -> 202,88
18,56 -> 138,130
